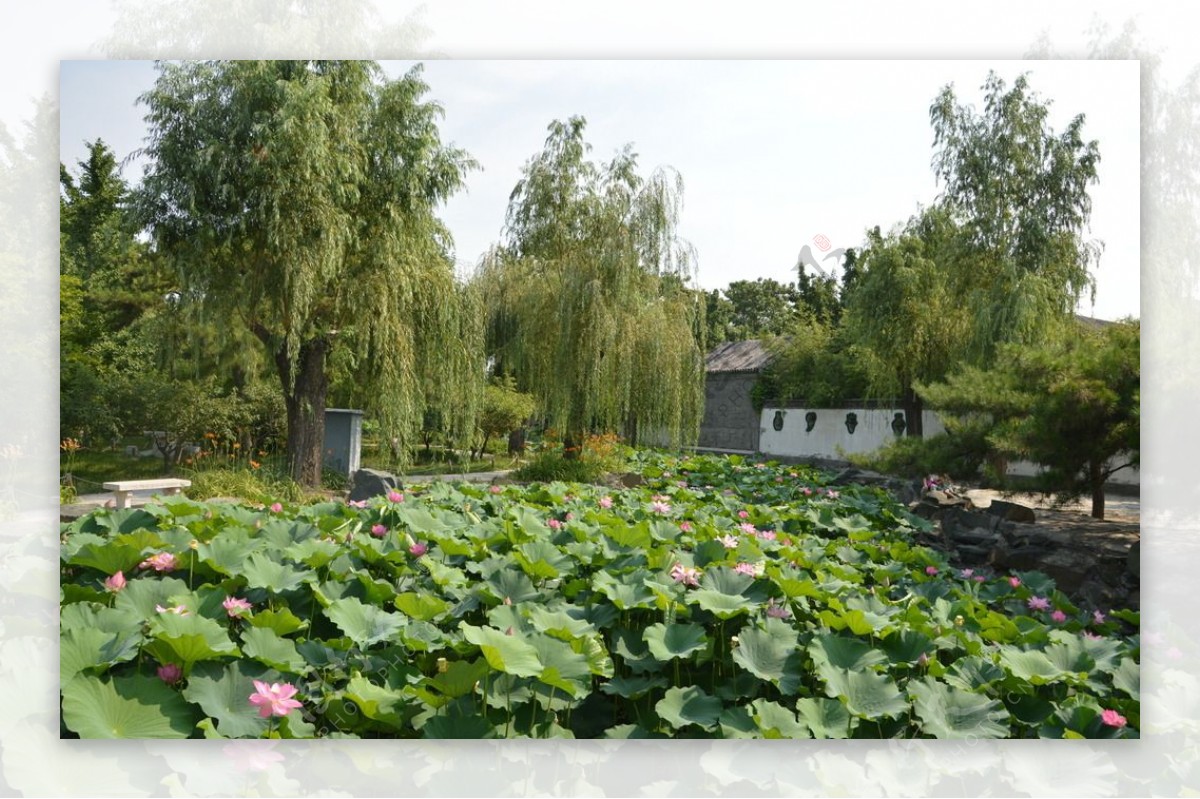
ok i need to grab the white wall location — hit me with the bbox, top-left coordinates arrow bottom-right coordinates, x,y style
758,406 -> 1139,487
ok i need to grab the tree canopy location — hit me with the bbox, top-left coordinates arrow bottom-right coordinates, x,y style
137,60 -> 482,485
477,116 -> 705,450
918,319 -> 1139,519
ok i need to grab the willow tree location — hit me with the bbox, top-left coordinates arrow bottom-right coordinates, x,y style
478,116 -> 704,453
138,61 -> 482,485
929,71 -> 1102,360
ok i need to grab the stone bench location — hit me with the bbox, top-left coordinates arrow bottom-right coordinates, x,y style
102,478 -> 192,509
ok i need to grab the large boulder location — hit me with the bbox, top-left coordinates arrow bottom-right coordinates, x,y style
828,467 -> 923,506
348,468 -> 402,502
984,499 -> 1037,524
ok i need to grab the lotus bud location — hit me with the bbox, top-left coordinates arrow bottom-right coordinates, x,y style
437,657 -> 449,674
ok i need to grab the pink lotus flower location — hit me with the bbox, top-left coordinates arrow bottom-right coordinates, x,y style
156,603 -> 190,616
387,491 -> 404,503
670,562 -> 701,587
249,680 -> 303,718
918,652 -> 929,667
157,663 -> 183,684
734,561 -> 764,577
788,472 -> 797,478
104,571 -> 127,592
269,502 -> 283,513
599,496 -> 613,509
1008,576 -> 1021,588
139,552 -> 178,572
925,566 -> 939,576
718,534 -> 739,549
1100,709 -> 1127,728
1050,610 -> 1067,623
565,512 -> 575,521
737,510 -> 749,519
223,596 -> 252,617
973,575 -> 986,583
775,476 -> 784,483
765,599 -> 790,619
489,485 -> 503,494
1093,609 -> 1106,625
825,490 -> 839,499
801,487 -> 813,496
960,569 -> 974,578
1027,596 -> 1050,611
679,521 -> 693,533
371,524 -> 388,537
650,501 -> 671,514
1083,631 -> 1103,641
758,530 -> 776,542
409,542 -> 428,557
739,522 -> 757,535
347,499 -> 368,508
547,518 -> 563,530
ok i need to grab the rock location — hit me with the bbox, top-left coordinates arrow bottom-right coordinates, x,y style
348,468 -> 402,502
940,507 -> 1000,542
618,472 -> 646,489
984,499 -> 1037,524
828,467 -> 923,505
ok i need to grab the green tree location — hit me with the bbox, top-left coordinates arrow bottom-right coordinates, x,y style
474,377 -> 537,459
137,61 -> 482,486
478,116 -> 705,453
842,206 -> 972,435
723,278 -> 803,339
919,320 -> 1139,519
929,71 -> 1102,359
704,288 -> 734,346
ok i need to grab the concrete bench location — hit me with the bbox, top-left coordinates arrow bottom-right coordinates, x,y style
102,478 -> 192,509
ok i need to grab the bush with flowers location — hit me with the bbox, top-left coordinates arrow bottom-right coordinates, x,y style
59,452 -> 1137,738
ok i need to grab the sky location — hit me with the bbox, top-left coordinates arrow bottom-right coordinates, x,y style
59,58 -> 1141,320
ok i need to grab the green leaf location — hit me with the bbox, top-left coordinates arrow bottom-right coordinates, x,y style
688,589 -> 752,618
1111,657 -> 1139,700
600,674 -> 668,700
942,656 -> 1005,691
67,530 -> 165,575
820,668 -> 908,719
60,627 -> 139,683
514,540 -> 571,580
881,630 -> 934,664
529,634 -> 592,698
247,607 -> 309,637
460,623 -> 543,677
343,674 -> 415,726
393,592 -> 450,622
196,530 -> 262,576
717,705 -> 758,739
182,660 -> 274,738
527,605 -> 596,640
144,612 -> 240,667
113,576 -> 191,620
428,659 -> 490,699
655,685 -> 722,731
997,647 -> 1068,685
484,567 -> 541,604
324,596 -> 407,648
591,570 -> 655,610
750,698 -> 810,739
809,633 -> 888,672
602,724 -> 668,739
910,678 -> 1011,739
422,714 -> 495,739
795,697 -> 852,739
731,622 -> 804,694
643,623 -> 708,662
62,674 -> 198,738
240,627 -> 308,673
240,552 -> 310,594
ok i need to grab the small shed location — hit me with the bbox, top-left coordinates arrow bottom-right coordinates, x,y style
698,339 -> 774,453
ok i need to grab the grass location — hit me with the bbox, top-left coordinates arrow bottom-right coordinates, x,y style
61,438 -> 172,495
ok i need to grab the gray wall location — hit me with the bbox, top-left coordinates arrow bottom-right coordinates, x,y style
698,372 -> 760,452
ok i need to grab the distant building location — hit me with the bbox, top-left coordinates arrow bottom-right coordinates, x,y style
698,339 -> 773,453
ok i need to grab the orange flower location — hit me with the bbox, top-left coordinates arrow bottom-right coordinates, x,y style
249,460 -> 261,469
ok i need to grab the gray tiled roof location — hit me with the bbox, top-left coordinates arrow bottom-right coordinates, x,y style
705,339 -> 773,373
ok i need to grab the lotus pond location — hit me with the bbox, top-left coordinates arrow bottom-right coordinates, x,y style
59,452 -> 1138,738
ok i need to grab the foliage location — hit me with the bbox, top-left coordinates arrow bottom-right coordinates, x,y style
756,317 -> 871,409
477,116 -> 705,449
60,452 -> 1137,739
929,71 -> 1102,361
181,467 -> 309,505
513,432 -> 627,484
137,60 -> 483,485
475,377 -> 537,459
918,320 -> 1139,519
840,207 -> 972,434
846,423 -> 992,483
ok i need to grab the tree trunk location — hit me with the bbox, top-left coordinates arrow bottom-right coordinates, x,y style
563,432 -> 582,460
1089,460 -> 1106,520
902,386 -> 924,438
274,338 -> 329,487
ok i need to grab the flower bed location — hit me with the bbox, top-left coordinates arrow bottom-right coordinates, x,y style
59,452 -> 1138,738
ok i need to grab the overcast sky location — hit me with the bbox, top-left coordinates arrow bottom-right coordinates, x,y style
60,58 -> 1140,320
